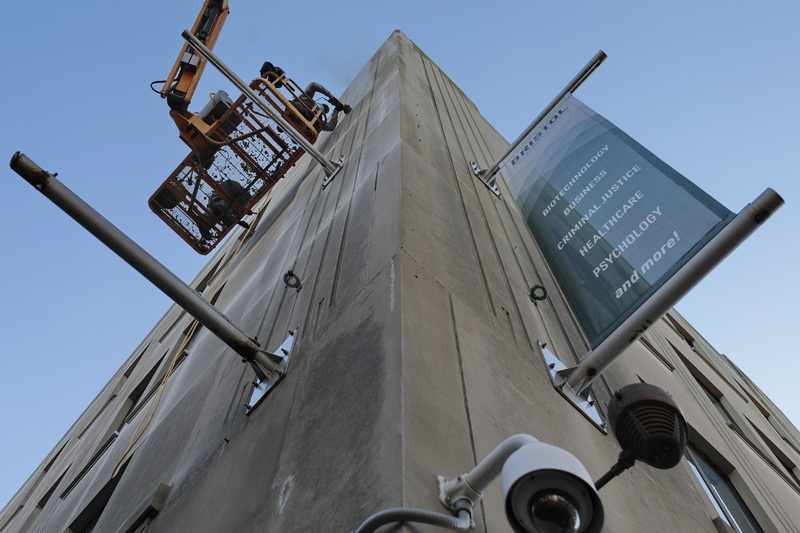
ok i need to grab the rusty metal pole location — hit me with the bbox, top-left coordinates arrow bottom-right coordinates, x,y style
9,152 -> 282,376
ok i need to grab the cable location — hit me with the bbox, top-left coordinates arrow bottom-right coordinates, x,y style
112,318 -> 199,478
352,507 -> 472,533
150,80 -> 167,94
112,205 -> 262,477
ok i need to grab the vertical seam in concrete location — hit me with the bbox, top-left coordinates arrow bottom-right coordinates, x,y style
445,72 -> 588,358
300,223 -> 333,336
364,43 -> 398,290
448,294 -> 476,463
330,55 -> 381,309
418,53 -> 496,318
441,78 -> 523,343
328,199 -> 353,311
285,113 -> 367,340
260,164 -> 327,346
484,163 -> 587,359
260,277 -> 285,348
331,112 -> 361,212
430,60 -> 528,349
448,293 -> 488,532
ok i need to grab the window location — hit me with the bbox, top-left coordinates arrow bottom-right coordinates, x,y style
193,257 -> 225,293
60,434 -> 118,499
77,392 -> 118,440
748,421 -> 800,488
118,357 -> 165,430
684,445 -> 762,532
38,466 -> 70,508
158,311 -> 186,343
664,312 -> 695,347
777,456 -> 800,487
125,327 -> 197,424
0,506 -> 23,532
696,379 -> 738,428
65,460 -> 130,533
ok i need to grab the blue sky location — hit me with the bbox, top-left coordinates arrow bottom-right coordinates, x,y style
1,0 -> 798,507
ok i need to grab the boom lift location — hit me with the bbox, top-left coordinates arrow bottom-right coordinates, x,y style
150,0 -> 350,254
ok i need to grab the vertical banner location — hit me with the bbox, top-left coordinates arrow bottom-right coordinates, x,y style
503,94 -> 734,348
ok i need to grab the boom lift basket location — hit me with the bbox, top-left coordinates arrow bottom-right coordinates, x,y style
149,75 -> 328,254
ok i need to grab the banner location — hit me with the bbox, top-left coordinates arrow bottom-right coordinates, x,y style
503,94 -> 734,348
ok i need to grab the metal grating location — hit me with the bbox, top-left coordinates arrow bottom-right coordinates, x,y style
149,76 -> 327,254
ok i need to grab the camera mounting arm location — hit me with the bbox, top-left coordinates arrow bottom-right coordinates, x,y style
352,434 -> 602,533
438,434 -> 539,511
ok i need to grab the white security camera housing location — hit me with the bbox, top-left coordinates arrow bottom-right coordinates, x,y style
501,442 -> 603,533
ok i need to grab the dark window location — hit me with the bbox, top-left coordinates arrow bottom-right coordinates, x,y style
119,358 -> 164,430
776,456 -> 800,487
696,379 -> 737,427
684,446 -> 762,532
66,460 -> 129,533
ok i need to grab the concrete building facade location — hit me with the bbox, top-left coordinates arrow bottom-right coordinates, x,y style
2,31 -> 799,533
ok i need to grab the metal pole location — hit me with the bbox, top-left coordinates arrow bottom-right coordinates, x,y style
9,152 -> 282,375
479,50 -> 607,183
182,30 -> 340,176
564,188 -> 784,393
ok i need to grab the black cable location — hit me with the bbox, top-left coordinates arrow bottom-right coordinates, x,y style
149,80 -> 167,94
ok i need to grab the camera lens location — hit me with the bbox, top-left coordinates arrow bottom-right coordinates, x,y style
529,490 -> 580,533
502,443 -> 603,533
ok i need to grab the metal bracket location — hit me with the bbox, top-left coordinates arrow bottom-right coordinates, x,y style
539,342 -> 606,433
437,475 -> 483,512
470,162 -> 501,197
245,331 -> 295,415
321,155 -> 345,189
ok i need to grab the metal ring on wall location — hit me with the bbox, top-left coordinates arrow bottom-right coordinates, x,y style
528,284 -> 547,302
283,270 -> 302,290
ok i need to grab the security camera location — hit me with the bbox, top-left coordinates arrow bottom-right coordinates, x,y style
501,442 -> 603,533
357,435 -> 602,533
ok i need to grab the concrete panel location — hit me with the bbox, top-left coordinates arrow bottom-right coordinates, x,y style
367,137 -> 402,284
326,176 -> 378,323
399,253 -> 477,521
143,257 -> 403,533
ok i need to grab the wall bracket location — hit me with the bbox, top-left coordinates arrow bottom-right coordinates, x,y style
470,162 -> 501,197
539,342 -> 606,433
246,331 -> 295,415
321,155 -> 345,189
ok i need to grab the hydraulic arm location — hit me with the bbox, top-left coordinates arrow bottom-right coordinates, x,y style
150,2 -> 351,255
160,0 -> 229,113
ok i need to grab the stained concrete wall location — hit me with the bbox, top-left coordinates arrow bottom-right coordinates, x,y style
3,31 -> 800,533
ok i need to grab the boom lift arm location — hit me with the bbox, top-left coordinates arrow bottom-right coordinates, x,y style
149,2 -> 352,255
158,0 -> 231,157
160,0 -> 229,113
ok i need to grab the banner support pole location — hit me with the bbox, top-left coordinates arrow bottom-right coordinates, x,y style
474,50 -> 607,186
560,188 -> 783,395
